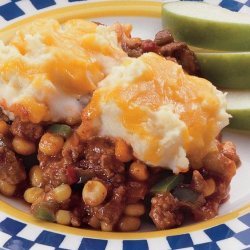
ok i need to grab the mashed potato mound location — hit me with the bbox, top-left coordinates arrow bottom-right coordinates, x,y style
78,53 -> 230,172
0,19 -> 129,124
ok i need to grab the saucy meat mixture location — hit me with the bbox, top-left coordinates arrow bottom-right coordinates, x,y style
0,29 -> 239,232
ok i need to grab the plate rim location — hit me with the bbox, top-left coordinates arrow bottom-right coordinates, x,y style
0,199 -> 249,239
0,0 -> 249,248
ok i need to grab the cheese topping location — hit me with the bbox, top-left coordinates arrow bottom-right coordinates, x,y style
79,53 -> 230,172
0,19 -> 128,123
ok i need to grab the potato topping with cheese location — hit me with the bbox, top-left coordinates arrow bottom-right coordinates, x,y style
78,53 -> 230,172
0,19 -> 128,124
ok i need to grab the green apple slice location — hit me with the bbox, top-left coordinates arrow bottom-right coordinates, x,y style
162,1 -> 250,51
226,91 -> 250,130
195,52 -> 250,89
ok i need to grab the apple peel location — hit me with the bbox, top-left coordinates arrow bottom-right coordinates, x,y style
226,90 -> 250,130
196,52 -> 250,89
162,1 -> 250,51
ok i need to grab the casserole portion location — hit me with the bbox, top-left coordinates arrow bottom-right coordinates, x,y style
0,19 -> 239,232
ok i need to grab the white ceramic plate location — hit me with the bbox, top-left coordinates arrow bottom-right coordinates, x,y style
0,1 -> 249,250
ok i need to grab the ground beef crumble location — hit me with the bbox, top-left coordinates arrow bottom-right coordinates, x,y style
122,29 -> 200,76
0,138 -> 26,185
10,117 -> 44,142
150,192 -> 183,230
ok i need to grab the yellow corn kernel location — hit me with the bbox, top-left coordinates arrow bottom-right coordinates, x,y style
100,221 -> 113,232
82,180 -> 107,207
12,136 -> 36,155
55,210 -> 71,225
39,132 -> 64,156
24,187 -> 44,204
204,178 -> 216,197
124,203 -> 145,217
129,161 -> 149,181
118,216 -> 141,232
115,139 -> 133,162
29,165 -> 43,187
88,216 -> 101,229
53,184 -> 72,202
0,180 -> 16,197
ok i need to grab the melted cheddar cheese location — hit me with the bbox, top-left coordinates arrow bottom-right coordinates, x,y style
0,19 -> 128,123
79,53 -> 229,172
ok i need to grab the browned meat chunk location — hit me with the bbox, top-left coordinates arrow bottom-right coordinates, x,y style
190,178 -> 229,221
62,133 -> 84,163
193,200 -> 220,221
11,117 -> 44,142
176,48 -> 200,76
203,151 -> 236,183
96,185 -> 126,228
150,192 -> 183,230
39,137 -> 125,187
80,185 -> 126,230
77,155 -> 125,186
154,29 -> 174,46
159,42 -> 200,75
75,137 -> 125,186
160,41 -> 187,57
220,141 -> 240,164
0,138 -> 26,184
83,137 -> 116,161
121,37 -> 143,58
191,170 -> 206,193
141,40 -> 158,53
41,160 -> 67,187
122,29 -> 200,76
126,181 -> 148,203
